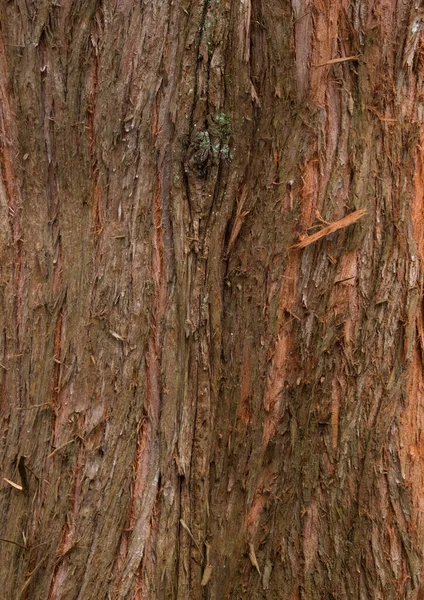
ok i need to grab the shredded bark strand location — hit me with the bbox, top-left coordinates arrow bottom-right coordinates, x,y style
314,55 -> 360,67
290,209 -> 366,249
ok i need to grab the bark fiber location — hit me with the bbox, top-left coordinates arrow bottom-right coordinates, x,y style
1,0 -> 424,599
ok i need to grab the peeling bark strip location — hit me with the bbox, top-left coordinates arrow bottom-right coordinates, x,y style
313,54 -> 360,67
1,1 -> 424,599
290,209 -> 367,249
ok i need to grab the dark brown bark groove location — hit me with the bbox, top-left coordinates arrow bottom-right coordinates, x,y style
0,0 -> 424,598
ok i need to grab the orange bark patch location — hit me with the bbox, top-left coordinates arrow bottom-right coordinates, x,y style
402,136 -> 424,555
238,0 -> 251,63
149,173 -> 166,422
245,493 -> 267,537
238,346 -> 252,427
331,378 -> 340,451
330,249 -> 359,345
151,96 -> 159,137
0,33 -> 22,240
310,2 -> 337,89
412,134 -> 424,262
293,2 -> 312,100
263,332 -> 291,415
130,419 -> 150,527
0,147 -> 17,211
303,499 -> 319,573
402,348 -> 424,546
299,158 -> 319,229
91,180 -> 102,233
113,171 -> 165,595
262,253 -> 299,447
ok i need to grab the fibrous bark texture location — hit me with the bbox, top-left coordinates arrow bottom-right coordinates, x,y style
1,0 -> 424,598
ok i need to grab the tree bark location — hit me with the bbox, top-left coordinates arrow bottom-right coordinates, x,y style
1,0 -> 424,598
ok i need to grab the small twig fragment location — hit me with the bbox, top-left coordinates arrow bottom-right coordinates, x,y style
367,105 -> 397,123
3,477 -> 23,491
262,558 -> 273,590
249,542 -> 261,576
0,537 -> 26,549
18,402 -> 51,411
180,519 -> 204,559
226,186 -> 249,258
201,542 -> 213,586
201,564 -> 213,586
48,437 -> 79,458
17,556 -> 47,600
109,330 -> 126,342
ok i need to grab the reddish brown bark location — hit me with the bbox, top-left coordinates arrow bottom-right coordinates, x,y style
1,1 -> 424,599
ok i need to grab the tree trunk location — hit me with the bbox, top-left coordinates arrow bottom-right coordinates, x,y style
1,0 -> 424,598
